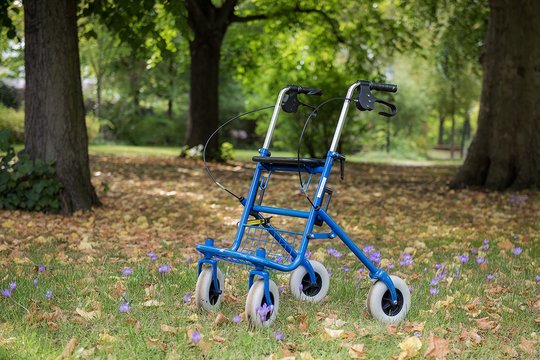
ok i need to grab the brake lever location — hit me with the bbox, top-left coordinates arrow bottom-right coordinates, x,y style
373,98 -> 397,117
355,85 -> 397,117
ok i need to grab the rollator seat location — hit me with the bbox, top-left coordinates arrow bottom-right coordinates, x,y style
252,156 -> 326,168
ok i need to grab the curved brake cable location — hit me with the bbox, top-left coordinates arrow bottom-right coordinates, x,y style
297,97 -> 347,208
203,105 -> 275,201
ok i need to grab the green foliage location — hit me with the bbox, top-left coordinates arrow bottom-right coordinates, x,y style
0,130 -> 61,212
0,104 -> 24,142
220,141 -> 234,161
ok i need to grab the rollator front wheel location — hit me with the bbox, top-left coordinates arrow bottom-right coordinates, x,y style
367,275 -> 411,323
245,279 -> 279,327
195,267 -> 224,311
289,260 -> 330,302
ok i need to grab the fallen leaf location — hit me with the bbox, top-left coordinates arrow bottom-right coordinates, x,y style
324,327 -> 344,339
126,317 -> 141,332
501,345 -> 518,358
99,333 -> 116,343
497,239 -> 513,251
142,300 -> 164,307
212,312 -> 228,327
458,327 -> 482,346
386,324 -> 398,334
475,317 -> 496,331
146,337 -> 167,351
424,333 -> 449,359
0,337 -> 16,345
75,307 -> 101,321
160,324 -> 178,334
297,314 -> 308,332
403,322 -> 424,333
396,336 -> 422,360
56,337 -> 77,360
518,337 -> 537,354
348,343 -> 367,359
299,352 -> 315,360
212,334 -> 227,343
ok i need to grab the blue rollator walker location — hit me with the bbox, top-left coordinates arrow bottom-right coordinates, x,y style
195,80 -> 411,327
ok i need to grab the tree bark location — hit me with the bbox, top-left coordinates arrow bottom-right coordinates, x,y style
437,113 -> 445,145
451,0 -> 540,190
23,0 -> 100,213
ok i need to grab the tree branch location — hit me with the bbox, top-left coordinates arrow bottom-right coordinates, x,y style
230,5 -> 345,43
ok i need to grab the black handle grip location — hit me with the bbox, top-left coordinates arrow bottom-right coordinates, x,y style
358,80 -> 397,93
287,85 -> 323,96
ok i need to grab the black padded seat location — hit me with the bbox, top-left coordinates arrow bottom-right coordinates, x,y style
252,156 -> 325,167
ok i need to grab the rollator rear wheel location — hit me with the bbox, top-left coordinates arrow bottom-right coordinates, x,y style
195,267 -> 224,311
367,275 -> 411,323
245,279 -> 279,327
289,260 -> 329,302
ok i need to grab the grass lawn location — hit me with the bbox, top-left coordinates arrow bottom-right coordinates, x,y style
0,153 -> 538,359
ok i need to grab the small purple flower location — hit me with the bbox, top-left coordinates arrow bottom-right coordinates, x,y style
45,290 -> 53,299
232,314 -> 241,324
8,281 -> 16,291
190,330 -> 202,343
429,287 -> 439,296
482,244 -> 489,251
275,255 -> 283,263
512,247 -> 522,256
274,331 -> 284,341
183,292 -> 191,303
33,278 -> 39,287
435,262 -> 442,270
363,245 -> 375,254
121,267 -> 133,277
436,264 -> 447,280
471,249 -> 478,254
340,266 -> 350,272
476,256 -> 485,265
257,303 -> 274,322
1,288 -> 12,298
327,248 -> 342,258
486,273 -> 494,281
408,286 -> 414,293
455,268 -> 461,280
535,274 -> 540,282
304,251 -> 312,259
458,253 -> 469,264
483,239 -> 489,245
119,301 -> 132,313
37,265 -> 46,273
400,253 -> 413,266
423,267 -> 428,273
430,278 -> 439,286
149,251 -> 158,262
369,251 -> 381,265
279,284 -> 286,294
387,263 -> 394,269
158,264 -> 171,274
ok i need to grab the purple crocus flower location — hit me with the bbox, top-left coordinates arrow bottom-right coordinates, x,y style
455,268 -> 461,280
121,267 -> 133,277
476,256 -> 485,265
430,278 -> 439,286
45,290 -> 53,299
33,278 -> 39,287
327,248 -> 343,258
274,331 -> 284,341
387,263 -> 394,269
486,273 -> 494,281
535,274 -> 540,282
471,249 -> 478,254
435,262 -> 442,270
158,264 -> 171,274
119,301 -> 132,313
304,251 -> 312,259
512,247 -> 522,256
183,292 -> 191,303
37,265 -> 46,273
363,245 -> 374,254
232,314 -> 241,324
1,288 -> 12,298
458,253 -> 469,264
275,255 -> 283,263
340,266 -> 350,272
400,253 -> 413,266
8,281 -> 16,291
279,284 -> 286,294
148,251 -> 158,262
483,239 -> 489,245
257,303 -> 274,322
191,330 -> 202,343
429,287 -> 439,296
369,251 -> 381,265
408,286 -> 414,293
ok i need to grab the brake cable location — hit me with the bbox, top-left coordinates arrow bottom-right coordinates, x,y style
203,105 -> 275,201
296,97 -> 347,208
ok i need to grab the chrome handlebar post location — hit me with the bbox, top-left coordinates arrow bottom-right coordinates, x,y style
262,87 -> 290,151
329,81 -> 362,152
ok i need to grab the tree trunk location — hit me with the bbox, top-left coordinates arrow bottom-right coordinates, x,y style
437,113 -> 445,145
451,0 -> 540,190
23,0 -> 100,213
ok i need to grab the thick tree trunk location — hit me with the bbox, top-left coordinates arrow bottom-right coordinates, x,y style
23,0 -> 100,213
437,113 -> 445,145
451,0 -> 540,190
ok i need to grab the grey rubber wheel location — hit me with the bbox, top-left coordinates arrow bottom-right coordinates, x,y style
245,279 -> 279,327
367,275 -> 411,323
195,267 -> 224,311
289,260 -> 329,302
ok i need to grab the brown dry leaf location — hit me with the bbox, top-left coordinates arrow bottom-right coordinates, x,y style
160,324 -> 178,334
144,283 -> 156,298
299,352 -> 315,360
113,281 -> 126,298
403,322 -> 424,333
56,337 -> 77,360
75,307 -> 101,321
535,314 -> 540,325
297,314 -> 308,332
126,318 -> 141,333
475,317 -> 496,331
142,300 -> 164,307
396,336 -> 422,360
462,298 -> 482,317
424,333 -> 449,359
501,345 -> 518,358
212,334 -> 227,343
386,324 -> 398,335
324,316 -> 346,328
324,327 -> 345,339
146,337 -> 167,351
212,312 -> 228,327
99,333 -> 116,343
533,296 -> 540,310
265,355 -> 278,360
348,343 -> 367,359
458,327 -> 482,346
0,337 -> 16,345
435,296 -> 454,309
497,239 -> 513,251
518,337 -> 537,354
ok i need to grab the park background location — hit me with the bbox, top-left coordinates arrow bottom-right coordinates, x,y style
1,0 -> 539,359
